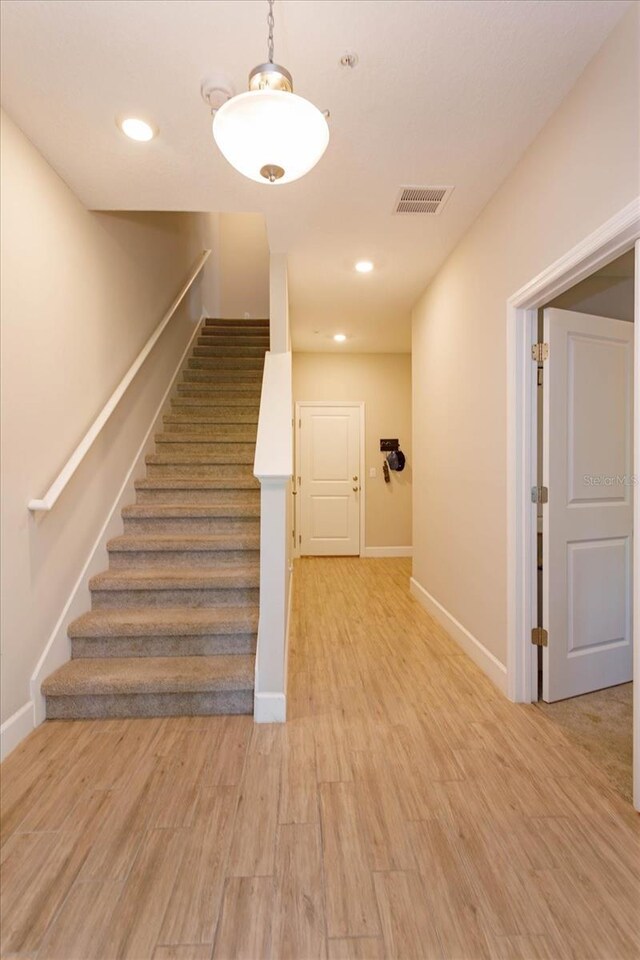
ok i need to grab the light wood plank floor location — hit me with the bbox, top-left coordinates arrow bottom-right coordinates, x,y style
1,558 -> 639,960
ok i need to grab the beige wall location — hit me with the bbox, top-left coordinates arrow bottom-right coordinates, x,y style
293,352 -> 412,549
411,5 -> 639,669
218,212 -> 269,320
0,110 -> 211,725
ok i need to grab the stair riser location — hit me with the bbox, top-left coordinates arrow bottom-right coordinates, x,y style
92,586 -> 259,609
109,548 -> 260,568
136,487 -> 260,504
146,463 -> 255,478
197,336 -> 269,347
204,318 -> 268,327
71,634 -> 256,658
200,325 -> 269,335
174,393 -> 261,405
167,408 -> 259,422
149,455 -> 255,468
46,690 -> 253,719
171,396 -> 260,408
177,382 -> 261,394
123,516 -> 260,534
161,420 -> 258,436
182,371 -> 262,383
188,358 -> 264,371
155,441 -> 256,458
193,346 -> 267,358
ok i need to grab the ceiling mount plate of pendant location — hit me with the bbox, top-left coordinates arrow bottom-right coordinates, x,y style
209,0 -> 329,184
249,62 -> 293,93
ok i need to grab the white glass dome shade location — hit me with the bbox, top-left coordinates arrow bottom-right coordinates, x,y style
213,88 -> 330,184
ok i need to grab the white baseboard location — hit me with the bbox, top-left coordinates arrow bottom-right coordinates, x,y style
410,576 -> 508,695
361,546 -> 413,558
1,701 -> 34,762
283,567 -> 293,694
254,692 -> 287,723
28,317 -> 206,730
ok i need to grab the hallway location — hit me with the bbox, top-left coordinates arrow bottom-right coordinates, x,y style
1,558 -> 639,959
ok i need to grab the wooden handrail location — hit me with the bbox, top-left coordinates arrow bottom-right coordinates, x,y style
28,249 -> 211,512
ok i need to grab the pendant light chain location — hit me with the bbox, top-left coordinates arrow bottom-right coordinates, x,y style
267,0 -> 275,63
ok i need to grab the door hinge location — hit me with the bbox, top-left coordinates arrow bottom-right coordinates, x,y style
531,485 -> 548,504
299,418 -> 301,428
531,627 -> 548,647
531,342 -> 549,362
299,534 -> 302,545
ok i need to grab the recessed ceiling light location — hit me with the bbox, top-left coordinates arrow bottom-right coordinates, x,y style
119,117 -> 156,142
333,333 -> 347,342
355,260 -> 374,273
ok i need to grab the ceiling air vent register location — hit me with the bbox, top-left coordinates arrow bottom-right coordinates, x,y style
394,186 -> 454,215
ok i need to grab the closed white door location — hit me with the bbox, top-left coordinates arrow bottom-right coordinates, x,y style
299,405 -> 361,556
543,307 -> 634,702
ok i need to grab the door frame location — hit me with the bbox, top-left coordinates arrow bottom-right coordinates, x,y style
506,197 -> 640,807
294,401 -> 366,559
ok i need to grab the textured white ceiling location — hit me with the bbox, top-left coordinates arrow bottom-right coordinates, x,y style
0,0 -> 630,352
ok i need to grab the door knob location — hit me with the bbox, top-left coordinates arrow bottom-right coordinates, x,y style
352,486 -> 359,492
353,476 -> 358,481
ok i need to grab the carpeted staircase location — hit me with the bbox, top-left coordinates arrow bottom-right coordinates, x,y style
42,318 -> 268,719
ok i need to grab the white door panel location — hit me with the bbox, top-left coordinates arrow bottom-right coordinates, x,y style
299,405 -> 361,556
543,308 -> 634,702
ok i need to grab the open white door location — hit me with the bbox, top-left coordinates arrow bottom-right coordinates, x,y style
299,404 -> 361,556
543,307 -> 634,702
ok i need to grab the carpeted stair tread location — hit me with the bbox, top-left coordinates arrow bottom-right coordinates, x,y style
122,502 -> 259,518
155,432 -> 256,444
68,605 -> 259,638
42,654 -> 255,696
108,533 -> 260,552
164,413 -> 259,424
135,477 -> 259,491
89,565 -> 260,591
146,453 -> 255,466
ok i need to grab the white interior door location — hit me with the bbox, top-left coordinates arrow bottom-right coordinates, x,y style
543,307 -> 634,702
299,405 -> 361,556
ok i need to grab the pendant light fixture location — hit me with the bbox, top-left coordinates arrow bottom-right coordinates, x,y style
211,0 -> 329,184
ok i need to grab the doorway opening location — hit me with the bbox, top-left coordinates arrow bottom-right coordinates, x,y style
506,198 -> 640,809
533,250 -> 635,802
